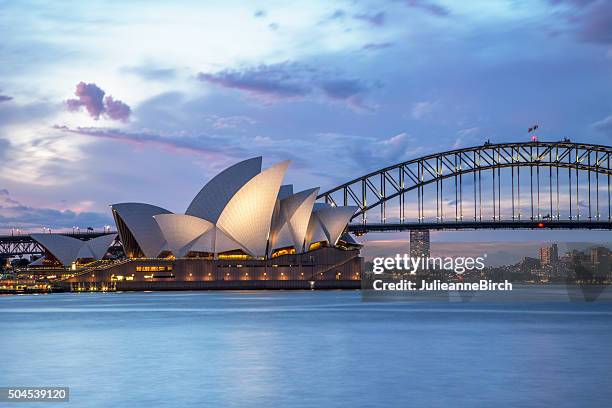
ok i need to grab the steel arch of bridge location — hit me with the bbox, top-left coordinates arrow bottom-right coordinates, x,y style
317,141 -> 612,232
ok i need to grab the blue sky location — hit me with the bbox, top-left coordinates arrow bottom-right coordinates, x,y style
0,0 -> 611,242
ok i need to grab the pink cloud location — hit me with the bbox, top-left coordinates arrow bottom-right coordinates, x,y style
103,96 -> 131,122
65,82 -> 131,122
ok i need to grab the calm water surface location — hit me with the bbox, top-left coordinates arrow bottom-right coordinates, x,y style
1,291 -> 611,407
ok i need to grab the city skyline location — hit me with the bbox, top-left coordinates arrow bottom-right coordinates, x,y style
1,0 -> 612,244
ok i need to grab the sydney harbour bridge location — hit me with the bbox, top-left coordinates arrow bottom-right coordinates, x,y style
318,140 -> 612,233
1,140 -> 611,257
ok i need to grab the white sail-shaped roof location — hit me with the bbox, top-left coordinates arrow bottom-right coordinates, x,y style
186,227 -> 248,254
185,157 -> 262,223
271,225 -> 293,251
29,256 -> 46,266
315,206 -> 358,246
270,188 -> 319,252
211,227 -> 248,254
188,227 -> 216,254
32,233 -> 117,266
31,234 -> 83,266
76,243 -> 96,259
216,161 -> 290,257
111,203 -> 171,258
305,213 -> 328,247
86,233 -> 117,259
285,188 -> 319,250
154,214 -> 214,257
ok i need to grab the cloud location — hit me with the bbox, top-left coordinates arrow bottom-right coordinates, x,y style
400,0 -> 450,17
326,10 -> 386,27
329,9 -> 346,20
592,114 -> 612,136
0,138 -> 8,160
66,82 -> 105,118
0,94 -> 12,102
0,188 -> 19,205
411,100 -> 436,119
362,42 -> 393,50
550,0 -> 612,44
354,11 -> 386,26
453,127 -> 480,148
197,62 -> 310,101
0,189 -> 113,232
51,125 -> 310,170
197,62 -> 375,111
320,79 -> 373,111
203,114 -> 256,130
103,96 -> 131,122
0,100 -> 57,126
53,125 -> 228,158
121,65 -> 177,81
317,9 -> 347,25
348,132 -> 425,171
65,82 -> 131,121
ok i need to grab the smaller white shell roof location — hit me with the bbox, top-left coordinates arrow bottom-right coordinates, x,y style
30,233 -> 117,266
305,214 -> 328,247
31,234 -> 84,266
311,205 -> 358,246
86,234 -> 117,259
154,214 -> 214,257
187,226 -> 247,254
111,203 -> 171,258
270,188 -> 319,251
76,244 -> 96,259
29,256 -> 46,266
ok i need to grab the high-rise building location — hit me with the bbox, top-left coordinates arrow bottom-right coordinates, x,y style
410,230 -> 430,258
539,244 -> 558,265
590,246 -> 609,264
590,246 -> 611,277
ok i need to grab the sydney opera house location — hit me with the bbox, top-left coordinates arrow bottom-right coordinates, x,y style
38,157 -> 362,290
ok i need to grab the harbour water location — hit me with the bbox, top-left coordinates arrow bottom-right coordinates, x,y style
1,291 -> 611,407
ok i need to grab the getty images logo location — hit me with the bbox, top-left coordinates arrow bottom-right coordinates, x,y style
372,254 -> 487,274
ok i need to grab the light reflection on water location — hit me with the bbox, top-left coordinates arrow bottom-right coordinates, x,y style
1,291 -> 612,408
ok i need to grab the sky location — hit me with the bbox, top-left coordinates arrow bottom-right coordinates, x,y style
0,0 -> 611,244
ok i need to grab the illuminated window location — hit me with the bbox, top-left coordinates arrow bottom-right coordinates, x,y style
218,250 -> 250,260
271,247 -> 296,258
309,242 -> 325,251
136,265 -> 172,272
